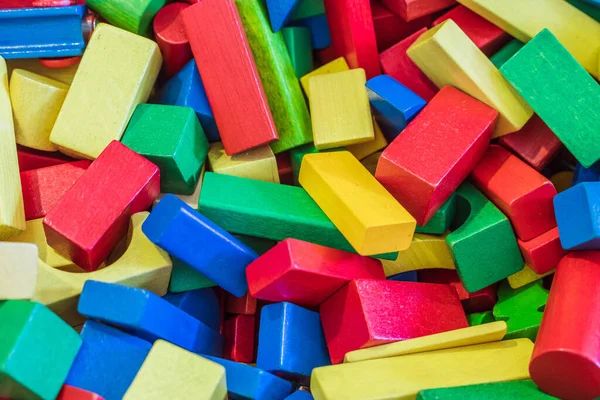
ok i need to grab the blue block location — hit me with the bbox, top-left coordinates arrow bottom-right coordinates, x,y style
387,270 -> 418,282
163,288 -> 221,331
583,0 -> 600,7
154,60 -> 220,142
257,302 -> 330,379
0,6 -> 86,59
286,391 -> 314,400
267,0 -> 302,32
203,356 -> 293,400
142,194 -> 258,297
554,182 -> 600,250
572,162 -> 600,186
291,14 -> 331,50
366,75 -> 427,141
78,281 -> 223,356
65,321 -> 151,400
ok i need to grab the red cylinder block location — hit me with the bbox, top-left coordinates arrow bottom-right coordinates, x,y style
153,2 -> 193,78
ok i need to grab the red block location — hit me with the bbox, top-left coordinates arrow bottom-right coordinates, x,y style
382,0 -> 455,21
275,152 -> 294,186
379,28 -> 438,101
182,0 -> 278,155
498,115 -> 563,171
246,238 -> 386,308
518,227 -> 566,275
154,2 -> 193,78
471,145 -> 557,241
223,315 -> 256,363
225,292 -> 257,315
371,0 -> 432,52
43,141 -> 160,271
0,0 -> 84,8
323,0 -> 381,78
17,147 -> 74,172
21,161 -> 90,220
375,86 -> 497,225
530,251 -> 600,400
57,385 -> 104,400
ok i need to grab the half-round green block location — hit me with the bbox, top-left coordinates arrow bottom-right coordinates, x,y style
87,0 -> 167,36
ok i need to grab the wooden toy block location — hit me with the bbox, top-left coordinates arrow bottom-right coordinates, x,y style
382,0 -> 456,21
208,142 -> 279,184
550,171 -> 574,194
257,302 -> 330,377
199,172 -> 398,259
290,144 -> 322,185
153,2 -> 192,78
567,0 -> 600,21
344,321 -> 506,363
371,0 -> 432,52
286,390 -> 314,400
223,315 -> 255,363
163,288 -> 221,331
169,258 -> 216,293
276,152 -> 294,185
309,70 -> 375,149
365,75 -> 426,141
500,29 -> 600,168
7,58 -> 79,85
87,0 -> 166,36
415,194 -> 456,235
345,118 -> 388,161
573,163 -> 600,186
266,0 -> 302,31
458,0 -> 600,79
290,14 -> 331,50
508,265 -> 554,290
0,300 -> 81,400
43,141 -> 160,271
467,311 -> 494,326
554,183 -> 600,250
1,0 -> 85,8
0,242 -> 37,300
417,380 -> 556,400
20,161 -> 90,220
517,227 -> 565,275
247,238 -> 385,307
123,340 -> 227,400
291,0 -> 325,20
380,233 -> 455,277
489,39 -> 525,68
7,218 -> 71,268
530,251 -> 600,400
407,20 -> 533,137
17,147 -> 73,172
153,163 -> 205,210
50,23 -> 162,160
9,69 -> 67,152
282,27 -> 313,79
375,86 -> 496,225
57,385 -> 105,400
320,279 -> 468,364
446,183 -> 524,292
182,0 -> 279,156
65,321 -> 152,400
311,338 -> 534,399
225,292 -> 258,315
299,57 -> 349,99
387,270 -> 418,282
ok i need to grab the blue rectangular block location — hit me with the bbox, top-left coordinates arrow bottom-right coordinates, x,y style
286,391 -> 314,400
290,14 -> 331,49
387,270 -> 418,282
572,162 -> 600,186
554,182 -> 600,250
163,288 -> 221,331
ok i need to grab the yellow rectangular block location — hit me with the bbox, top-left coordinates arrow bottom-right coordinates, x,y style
380,233 -> 456,276
50,23 -> 162,159
300,57 -> 349,99
344,321 -> 507,363
299,151 -> 416,255
309,69 -> 375,149
208,142 -> 279,183
7,58 -> 79,85
508,263 -> 554,289
312,339 -> 534,400
458,0 -> 600,79
7,218 -> 71,268
345,118 -> 388,160
407,20 -> 533,137
124,340 -> 227,400
0,242 -> 38,300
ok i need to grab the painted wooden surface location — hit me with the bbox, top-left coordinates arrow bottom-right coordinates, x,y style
371,0 -> 432,52
554,182 -> 600,250
282,27 -> 313,78
517,227 -> 565,274
489,39 -> 524,68
507,264 -> 554,290
223,315 -> 255,363
163,288 -> 221,331
153,2 -> 192,78
380,233 -> 455,277
382,0 -> 456,21
7,218 -> 71,268
208,142 -> 279,184
87,0 -> 166,36
0,242 -> 37,300
16,147 -> 73,172
7,58 -> 78,85
266,0 -> 301,31
300,57 -> 348,99
57,385 -> 105,400
345,118 -> 388,161
415,195 -> 456,235
225,292 -> 257,315
153,164 -> 205,209
290,14 -> 331,50
417,380 -> 556,400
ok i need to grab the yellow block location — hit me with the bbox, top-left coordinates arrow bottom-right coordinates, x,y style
345,118 -> 388,160
0,242 -> 38,300
344,321 -> 507,363
0,57 -> 25,239
508,263 -> 554,289
361,151 -> 382,176
154,164 -> 205,209
207,142 -> 279,183
300,57 -> 349,99
407,20 -> 533,137
312,339 -> 534,400
33,212 -> 172,326
10,70 -> 68,152
300,151 -> 416,255
309,69 -> 375,149
6,218 -> 72,268
380,233 -> 456,276
50,23 -> 162,159
123,340 -> 227,400
457,0 -> 600,79
7,59 -> 79,84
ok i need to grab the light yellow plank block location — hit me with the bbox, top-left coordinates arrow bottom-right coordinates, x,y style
344,321 -> 507,363
50,23 -> 162,159
300,57 -> 349,99
508,263 -> 554,289
300,151 -> 416,255
10,70 -> 68,152
361,151 -> 382,176
380,233 -> 455,277
312,339 -> 534,400
7,59 -> 78,85
458,0 -> 600,78
124,340 -> 227,400
6,218 -> 71,268
309,69 -> 375,149
345,118 -> 388,160
0,242 -> 38,300
208,142 -> 279,183
0,57 -> 25,239
407,20 -> 533,137
154,164 -> 205,209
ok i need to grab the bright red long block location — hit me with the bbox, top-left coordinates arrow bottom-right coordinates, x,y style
225,292 -> 257,316
320,279 -> 468,364
0,0 -> 84,8
223,315 -> 255,363
57,385 -> 104,400
43,141 -> 160,272
471,145 -> 557,241
246,238 -> 385,308
375,86 -> 497,225
382,0 -> 455,21
530,251 -> 600,400
17,147 -> 73,172
182,0 -> 278,155
154,2 -> 192,78
371,0 -> 432,52
518,227 -> 566,275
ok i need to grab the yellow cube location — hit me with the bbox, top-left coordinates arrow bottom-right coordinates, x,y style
300,57 -> 349,99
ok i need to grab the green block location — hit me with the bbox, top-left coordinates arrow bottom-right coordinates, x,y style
198,172 -> 397,260
415,194 -> 456,235
417,380 -> 558,399
122,104 -> 209,195
169,258 -> 217,293
565,0 -> 600,22
235,0 -> 313,154
493,280 -> 548,342
87,0 -> 166,36
490,39 -> 524,68
236,234 -> 277,255
0,301 -> 82,400
467,311 -> 495,326
282,27 -> 314,79
446,183 -> 523,293
291,0 -> 325,20
290,143 -> 320,185
500,29 -> 600,168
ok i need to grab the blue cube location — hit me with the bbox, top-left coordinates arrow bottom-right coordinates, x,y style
554,182 -> 600,250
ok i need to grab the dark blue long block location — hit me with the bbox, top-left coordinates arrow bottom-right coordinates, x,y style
78,281 -> 223,356
163,288 -> 221,331
142,194 -> 258,297
554,182 -> 600,250
290,14 -> 331,50
387,270 -> 418,282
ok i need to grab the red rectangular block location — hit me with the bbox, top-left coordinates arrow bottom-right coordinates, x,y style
471,144 -> 557,241
320,279 -> 468,364
43,141 -> 160,271
182,0 -> 278,155
223,315 -> 255,363
0,0 -> 84,8
225,292 -> 257,316
17,147 -> 74,172
382,0 -> 455,21
375,86 -> 497,225
518,227 -> 566,275
371,0 -> 432,52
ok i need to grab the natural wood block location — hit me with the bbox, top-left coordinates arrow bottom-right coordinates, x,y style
345,118 -> 388,161
7,218 -> 71,268
300,57 -> 349,99
0,242 -> 38,300
382,0 -> 456,22
87,0 -> 167,36
7,58 -> 79,85
380,233 -> 455,277
208,142 -> 279,184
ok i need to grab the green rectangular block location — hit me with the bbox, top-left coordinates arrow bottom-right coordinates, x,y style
87,0 -> 166,36
169,258 -> 216,293
565,0 -> 600,22
282,27 -> 314,79
291,0 -> 325,20
415,194 -> 456,235
417,380 -> 557,399
490,39 -> 524,68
